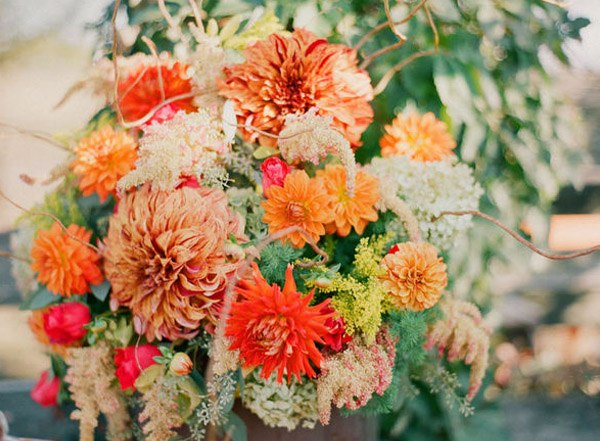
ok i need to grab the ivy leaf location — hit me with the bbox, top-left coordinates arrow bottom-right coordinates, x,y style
90,280 -> 111,302
19,286 -> 60,311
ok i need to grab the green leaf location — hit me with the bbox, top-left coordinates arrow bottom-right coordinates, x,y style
177,376 -> 203,418
252,145 -> 279,160
20,286 -> 60,310
224,412 -> 247,441
90,280 -> 111,302
134,364 -> 164,393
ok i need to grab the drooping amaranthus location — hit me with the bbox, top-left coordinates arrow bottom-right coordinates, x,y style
425,297 -> 491,400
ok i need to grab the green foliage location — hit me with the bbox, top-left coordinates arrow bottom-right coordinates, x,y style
257,242 -> 303,285
25,175 -> 86,233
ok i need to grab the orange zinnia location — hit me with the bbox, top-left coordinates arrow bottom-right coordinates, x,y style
219,29 -> 373,148
317,164 -> 380,237
262,170 -> 334,248
117,60 -> 196,122
226,263 -> 332,383
72,126 -> 137,202
380,242 -> 447,311
380,112 -> 456,161
30,223 -> 103,297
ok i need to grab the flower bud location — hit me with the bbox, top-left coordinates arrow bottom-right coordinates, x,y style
260,157 -> 291,196
169,352 -> 193,376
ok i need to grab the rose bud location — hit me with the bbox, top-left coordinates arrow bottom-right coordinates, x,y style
169,352 -> 193,376
321,305 -> 351,352
114,344 -> 161,391
31,370 -> 60,407
43,302 -> 91,345
260,157 -> 291,196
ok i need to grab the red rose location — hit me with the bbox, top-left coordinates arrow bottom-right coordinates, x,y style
321,305 -> 351,352
260,157 -> 291,195
43,302 -> 91,345
114,344 -> 161,390
31,370 -> 60,407
387,243 -> 400,255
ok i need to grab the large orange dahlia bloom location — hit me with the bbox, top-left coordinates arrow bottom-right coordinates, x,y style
103,185 -> 247,341
262,170 -> 334,248
226,263 -> 332,383
117,59 -> 196,122
31,222 -> 103,297
218,29 -> 374,147
72,126 -> 137,202
380,242 -> 447,311
317,164 -> 380,237
380,112 -> 456,161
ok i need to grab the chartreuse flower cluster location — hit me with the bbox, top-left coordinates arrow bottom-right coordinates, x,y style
11,3 -> 493,439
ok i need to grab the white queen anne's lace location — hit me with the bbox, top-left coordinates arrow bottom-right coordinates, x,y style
242,370 -> 319,431
117,110 -> 231,191
365,156 -> 483,250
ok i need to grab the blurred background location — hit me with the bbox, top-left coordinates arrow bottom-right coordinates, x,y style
0,0 -> 599,440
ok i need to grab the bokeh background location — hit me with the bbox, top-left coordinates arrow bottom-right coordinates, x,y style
1,1 -> 599,440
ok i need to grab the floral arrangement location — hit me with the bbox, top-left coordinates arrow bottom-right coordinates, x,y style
6,1 -> 595,440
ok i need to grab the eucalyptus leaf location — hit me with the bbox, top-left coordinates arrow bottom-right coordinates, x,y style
20,286 -> 60,311
90,280 -> 111,302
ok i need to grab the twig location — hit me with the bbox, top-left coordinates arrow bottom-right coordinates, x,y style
360,39 -> 407,69
188,0 -> 204,33
117,64 -> 151,103
119,91 -> 197,128
0,189 -> 100,253
435,210 -> 600,260
359,0 -> 408,69
112,0 -> 124,125
0,250 -> 31,264
354,0 -> 428,51
424,3 -> 439,49
141,36 -> 166,101
373,49 -> 435,95
0,122 -> 70,151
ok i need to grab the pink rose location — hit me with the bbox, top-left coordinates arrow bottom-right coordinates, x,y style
114,344 -> 161,390
31,370 -> 60,407
260,157 -> 291,196
43,302 -> 91,345
143,103 -> 180,128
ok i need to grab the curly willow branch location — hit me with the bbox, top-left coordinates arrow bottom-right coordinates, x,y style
354,0 -> 428,51
0,250 -> 31,263
436,210 -> 600,260
0,189 -> 100,253
111,0 -> 124,125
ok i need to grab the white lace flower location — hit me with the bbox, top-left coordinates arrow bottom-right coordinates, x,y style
365,156 -> 483,250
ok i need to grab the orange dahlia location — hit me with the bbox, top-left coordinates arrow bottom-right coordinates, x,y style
380,112 -> 456,161
103,185 -> 247,341
317,164 -> 380,237
72,126 -> 137,202
117,59 -> 196,122
262,170 -> 334,248
31,222 -> 103,297
226,263 -> 332,383
380,242 -> 447,311
218,29 -> 373,148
